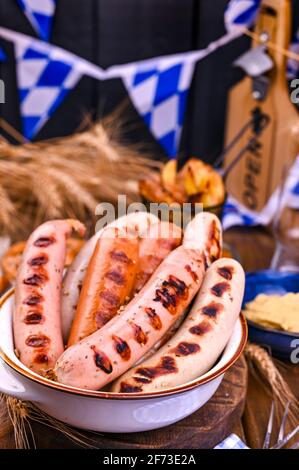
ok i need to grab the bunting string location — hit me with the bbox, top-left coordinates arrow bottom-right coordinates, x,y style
0,0 -> 298,158
0,26 -> 241,151
242,27 -> 299,65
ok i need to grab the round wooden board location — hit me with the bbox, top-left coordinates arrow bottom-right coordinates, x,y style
0,355 -> 247,449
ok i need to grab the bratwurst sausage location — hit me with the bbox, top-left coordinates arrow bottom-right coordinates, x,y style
132,214 -> 222,363
132,221 -> 182,294
183,212 -> 222,265
55,245 -> 206,390
67,227 -> 139,346
61,212 -> 158,341
112,258 -> 244,393
13,219 -> 86,376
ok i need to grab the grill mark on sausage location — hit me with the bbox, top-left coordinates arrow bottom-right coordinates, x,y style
105,270 -> 125,286
211,282 -> 230,297
120,382 -> 142,393
95,310 -> 113,328
133,376 -> 152,384
77,280 -> 83,294
185,264 -> 198,281
202,301 -> 223,318
146,254 -> 162,265
171,342 -> 200,356
145,307 -> 162,330
100,290 -> 119,306
23,273 -> 48,286
34,236 -> 56,248
34,353 -> 49,364
24,312 -> 44,325
218,266 -> 234,280
154,286 -> 176,310
25,334 -> 50,348
190,320 -> 212,335
159,238 -> 179,250
203,256 -> 209,270
153,275 -> 188,313
208,220 -> 221,261
130,322 -> 148,345
167,275 -> 188,297
28,254 -> 49,266
110,250 -> 133,264
112,335 -> 131,361
91,346 -> 113,374
136,356 -> 178,380
23,293 -> 44,306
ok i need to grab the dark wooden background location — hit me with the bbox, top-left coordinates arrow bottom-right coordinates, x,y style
0,0 -> 299,161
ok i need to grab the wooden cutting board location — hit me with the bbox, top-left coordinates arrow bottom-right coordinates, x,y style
224,0 -> 299,212
0,356 -> 247,449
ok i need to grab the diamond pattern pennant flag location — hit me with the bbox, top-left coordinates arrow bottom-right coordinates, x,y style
225,0 -> 261,32
123,59 -> 195,157
17,0 -> 56,41
0,46 -> 7,61
15,42 -> 81,139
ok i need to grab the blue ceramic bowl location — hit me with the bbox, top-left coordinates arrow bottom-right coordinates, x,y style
243,270 -> 299,361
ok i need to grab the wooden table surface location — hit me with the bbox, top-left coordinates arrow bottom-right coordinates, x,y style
225,227 -> 299,449
1,227 -> 298,449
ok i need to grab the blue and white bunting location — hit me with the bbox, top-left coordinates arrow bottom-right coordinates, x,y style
122,60 -> 195,157
0,27 -> 107,140
17,0 -> 56,42
222,156 -> 299,230
225,0 -> 261,32
15,42 -> 81,140
0,47 -> 6,61
0,26 -> 239,143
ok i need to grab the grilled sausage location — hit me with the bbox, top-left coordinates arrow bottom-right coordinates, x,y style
183,212 -> 222,265
132,221 -> 182,294
13,219 -> 86,376
133,213 -> 223,364
67,227 -> 139,346
61,212 -> 158,342
54,245 -> 206,390
112,258 -> 245,393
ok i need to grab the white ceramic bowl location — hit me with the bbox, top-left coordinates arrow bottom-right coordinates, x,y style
0,289 -> 247,433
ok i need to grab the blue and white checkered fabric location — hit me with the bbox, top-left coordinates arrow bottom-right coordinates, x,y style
222,156 -> 299,230
287,28 -> 299,80
122,59 -> 195,157
214,434 -> 249,449
17,0 -> 56,41
225,0 -> 261,32
15,42 -> 81,140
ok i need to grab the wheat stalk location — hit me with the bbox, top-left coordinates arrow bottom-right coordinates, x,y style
245,343 -> 299,430
1,395 -> 99,449
0,118 -> 161,240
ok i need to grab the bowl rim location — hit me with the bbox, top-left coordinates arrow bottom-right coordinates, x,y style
247,319 -> 299,338
0,288 -> 248,400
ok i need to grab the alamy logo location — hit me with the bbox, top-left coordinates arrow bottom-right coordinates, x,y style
0,79 -> 5,103
290,339 -> 299,364
290,79 -> 299,104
